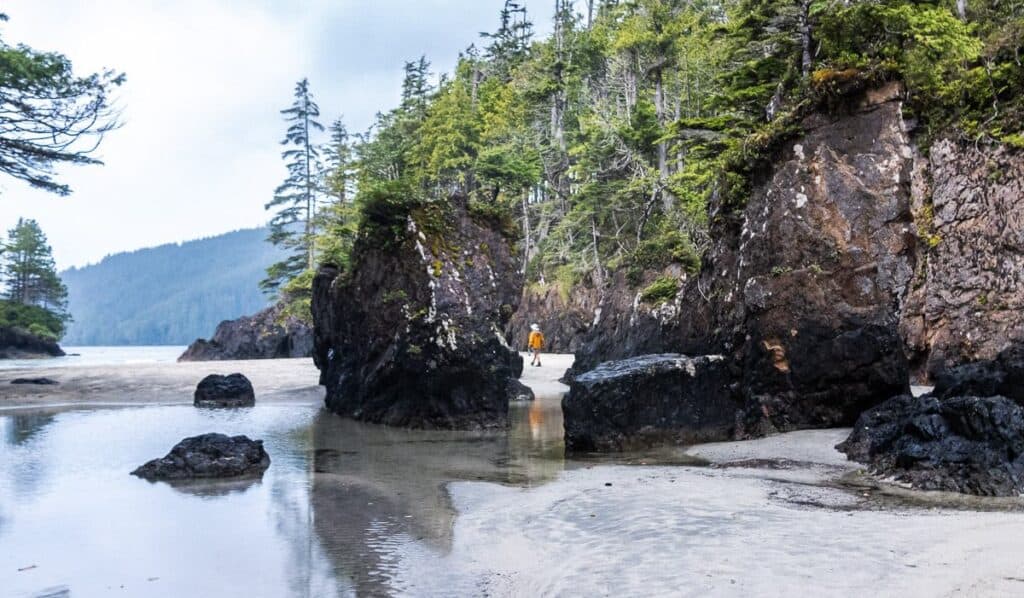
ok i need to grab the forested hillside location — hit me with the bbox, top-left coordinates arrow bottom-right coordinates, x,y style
62,228 -> 282,345
277,0 -> 1022,321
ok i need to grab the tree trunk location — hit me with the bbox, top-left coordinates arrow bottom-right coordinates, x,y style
800,0 -> 813,79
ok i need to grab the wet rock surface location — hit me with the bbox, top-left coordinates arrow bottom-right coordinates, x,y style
131,433 -> 270,480
179,303 -> 313,362
931,345 -> 1024,405
312,195 -> 525,430
563,354 -> 740,452
10,377 -> 58,385
194,373 -> 255,408
838,394 -> 1024,496
0,326 -> 64,359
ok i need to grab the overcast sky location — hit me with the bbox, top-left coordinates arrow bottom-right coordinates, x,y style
0,0 -> 554,270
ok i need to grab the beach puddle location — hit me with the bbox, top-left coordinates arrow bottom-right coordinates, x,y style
3,399 -> 1024,596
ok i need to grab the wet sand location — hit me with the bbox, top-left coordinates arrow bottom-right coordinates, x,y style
0,358 -> 323,409
3,352 -> 1023,596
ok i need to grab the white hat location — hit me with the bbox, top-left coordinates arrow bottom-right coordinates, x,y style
530,323 -> 540,331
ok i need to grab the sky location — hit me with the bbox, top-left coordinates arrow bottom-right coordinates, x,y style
0,0 -> 555,270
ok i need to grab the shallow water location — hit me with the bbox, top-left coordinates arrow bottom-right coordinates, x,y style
5,396 -> 1024,597
0,346 -> 186,371
0,397 -> 567,597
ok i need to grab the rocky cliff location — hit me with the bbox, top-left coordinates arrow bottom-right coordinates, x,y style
0,326 -> 65,359
312,195 -> 529,430
178,303 -> 313,362
566,81 -> 1024,447
566,83 -> 917,444
900,140 -> 1024,379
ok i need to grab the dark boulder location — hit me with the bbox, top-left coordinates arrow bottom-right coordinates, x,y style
312,195 -> 526,430
131,433 -> 270,480
10,377 -> 58,385
179,303 -> 313,362
0,326 -> 64,359
563,354 -> 741,452
194,373 -> 255,408
837,394 -> 1024,496
932,345 -> 1024,405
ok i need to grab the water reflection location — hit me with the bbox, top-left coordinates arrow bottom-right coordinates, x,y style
310,396 -> 566,595
3,412 -> 56,446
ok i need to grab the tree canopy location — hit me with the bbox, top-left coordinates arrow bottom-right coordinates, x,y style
0,13 -> 123,196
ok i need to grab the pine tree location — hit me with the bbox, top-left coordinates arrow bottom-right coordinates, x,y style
2,218 -> 68,318
0,13 -> 124,195
263,78 -> 325,294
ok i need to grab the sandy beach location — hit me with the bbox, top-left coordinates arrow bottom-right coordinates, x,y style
3,352 -> 1024,597
0,357 -> 323,409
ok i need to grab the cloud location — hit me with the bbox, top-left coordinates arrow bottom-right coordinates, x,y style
0,0 -> 552,269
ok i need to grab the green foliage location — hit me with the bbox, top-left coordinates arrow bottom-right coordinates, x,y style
633,228 -> 701,274
0,13 -> 124,195
640,276 -> 680,305
2,218 -> 69,328
0,299 -> 65,340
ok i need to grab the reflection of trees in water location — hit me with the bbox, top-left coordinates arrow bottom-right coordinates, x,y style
267,423 -> 347,598
1,412 -> 58,500
3,412 -> 56,446
310,402 -> 566,595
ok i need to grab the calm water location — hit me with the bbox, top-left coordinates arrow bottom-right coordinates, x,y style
0,346 -> 186,370
0,398 -> 566,597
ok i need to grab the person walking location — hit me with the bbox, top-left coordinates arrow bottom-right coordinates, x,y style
528,323 -> 545,367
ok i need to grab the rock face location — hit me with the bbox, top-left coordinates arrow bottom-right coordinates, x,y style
837,394 -> 1024,496
312,195 -> 526,430
179,304 -> 313,362
0,326 -> 64,359
900,140 -> 1024,378
563,354 -> 739,452
194,373 -> 255,408
569,84 -> 915,440
931,345 -> 1024,405
131,433 -> 270,480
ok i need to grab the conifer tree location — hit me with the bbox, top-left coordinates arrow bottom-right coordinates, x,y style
0,14 -> 124,196
263,78 -> 325,294
2,218 -> 68,318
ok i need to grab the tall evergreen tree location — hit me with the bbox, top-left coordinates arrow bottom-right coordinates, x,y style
0,13 -> 124,196
263,78 -> 325,293
2,218 -> 68,318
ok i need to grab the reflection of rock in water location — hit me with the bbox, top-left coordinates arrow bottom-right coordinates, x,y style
3,412 -> 56,446
160,477 -> 264,498
310,402 -> 566,595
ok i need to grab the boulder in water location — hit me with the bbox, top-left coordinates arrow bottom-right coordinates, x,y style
194,373 -> 255,408
563,354 -> 740,452
837,394 -> 1024,496
131,433 -> 270,480
10,377 -> 58,385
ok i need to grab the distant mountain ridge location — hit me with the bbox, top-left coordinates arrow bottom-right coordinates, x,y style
62,228 -> 282,346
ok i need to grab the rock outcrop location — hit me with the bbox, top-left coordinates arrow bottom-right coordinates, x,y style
10,377 -> 58,385
194,373 -> 256,408
312,195 -> 526,430
931,345 -> 1024,405
0,326 -> 64,359
563,354 -> 739,452
900,140 -> 1024,378
838,394 -> 1024,496
131,433 -> 270,480
178,303 -> 313,362
566,83 -> 915,444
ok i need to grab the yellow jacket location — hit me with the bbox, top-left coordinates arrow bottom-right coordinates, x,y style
528,330 -> 545,350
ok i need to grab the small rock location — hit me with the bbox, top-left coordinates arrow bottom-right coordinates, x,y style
10,377 -> 58,385
131,433 -> 270,480
194,373 -> 255,408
